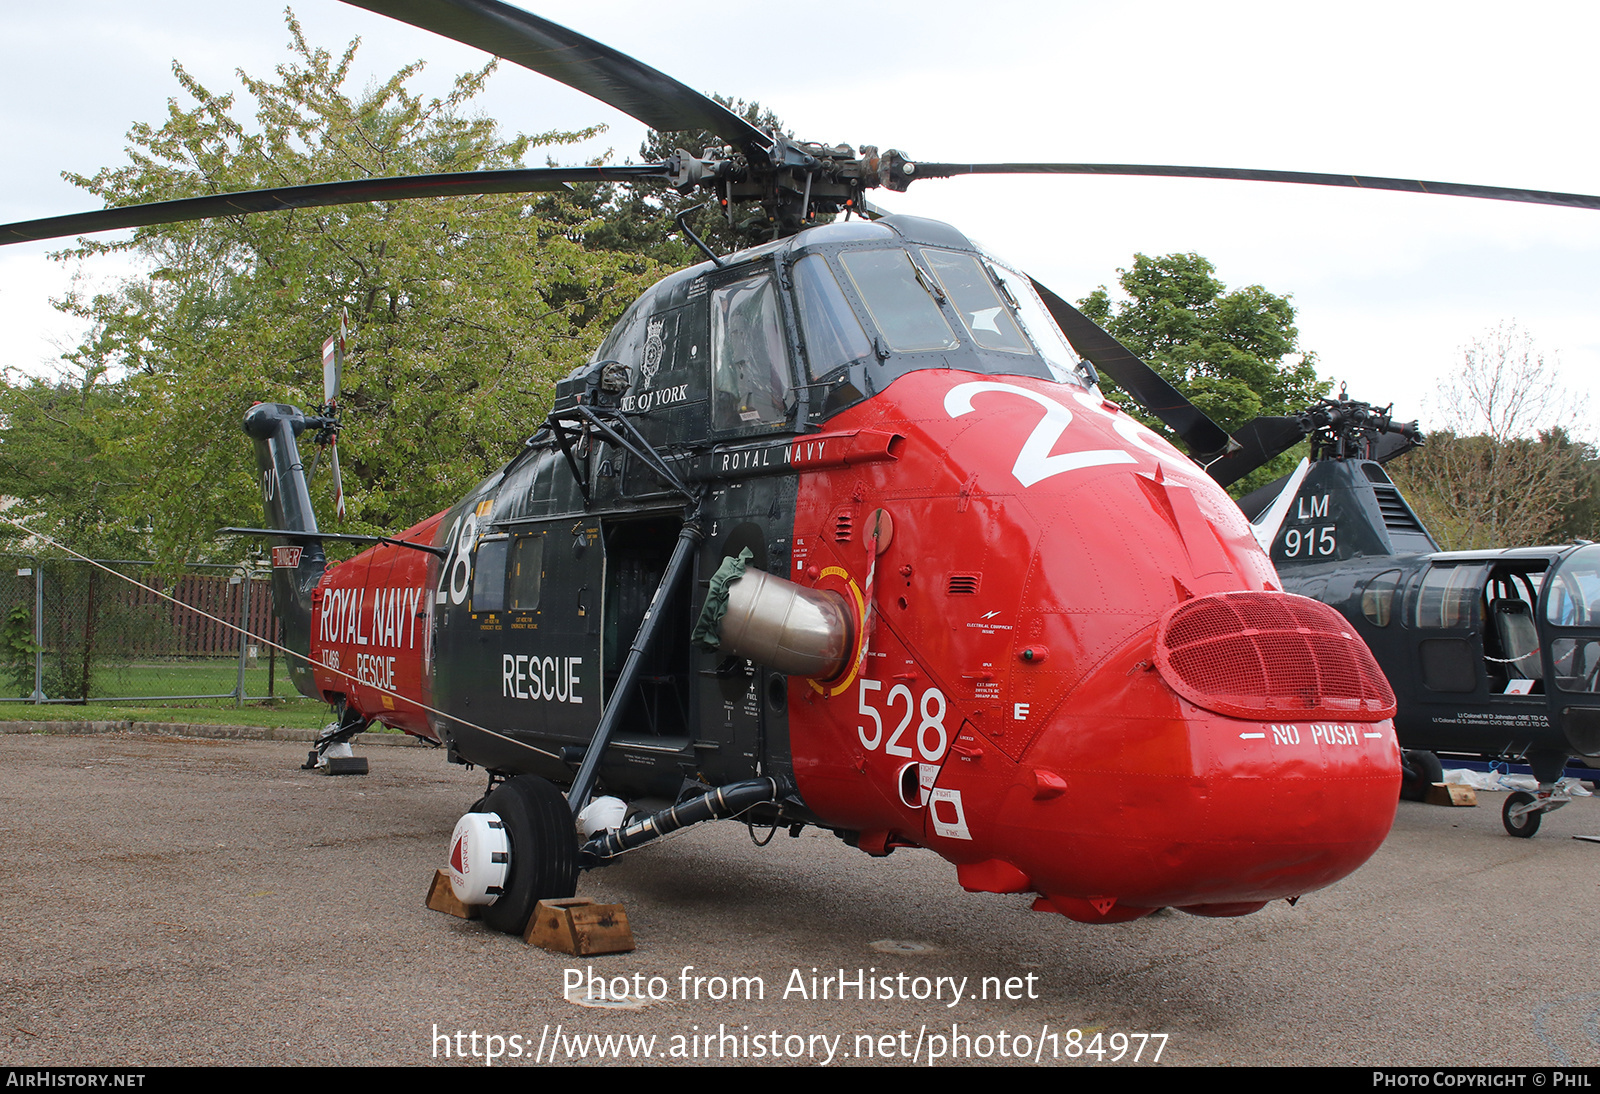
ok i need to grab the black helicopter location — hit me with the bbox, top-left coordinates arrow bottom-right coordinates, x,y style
1220,395 -> 1600,838
5,0 -> 1599,935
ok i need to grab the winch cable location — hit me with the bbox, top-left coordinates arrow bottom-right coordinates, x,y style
0,513 -> 563,761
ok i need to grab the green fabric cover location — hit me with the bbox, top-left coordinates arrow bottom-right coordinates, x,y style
690,547 -> 754,650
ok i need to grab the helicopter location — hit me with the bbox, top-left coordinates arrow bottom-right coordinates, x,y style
1210,394 -> 1600,839
4,0 -> 1598,937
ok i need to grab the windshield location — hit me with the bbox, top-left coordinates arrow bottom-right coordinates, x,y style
1546,544 -> 1600,627
922,249 -> 1032,354
983,257 -> 1090,388
838,248 -> 959,353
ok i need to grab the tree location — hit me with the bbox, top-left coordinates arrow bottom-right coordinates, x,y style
47,14 -> 662,562
0,368 -> 147,558
1078,253 -> 1328,493
1388,323 -> 1590,550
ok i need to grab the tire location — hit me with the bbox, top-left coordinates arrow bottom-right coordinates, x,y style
1400,750 -> 1444,802
1502,790 -> 1541,838
476,775 -> 579,935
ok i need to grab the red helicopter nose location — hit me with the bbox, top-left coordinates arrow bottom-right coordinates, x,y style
940,590 -> 1401,922
786,370 -> 1400,923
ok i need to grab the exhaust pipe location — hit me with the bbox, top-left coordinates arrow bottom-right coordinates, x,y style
694,553 -> 853,680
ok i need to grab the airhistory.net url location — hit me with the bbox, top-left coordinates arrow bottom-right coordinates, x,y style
430,1023 -> 1169,1065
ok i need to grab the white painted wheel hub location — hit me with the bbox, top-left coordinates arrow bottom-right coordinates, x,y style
447,811 -> 511,906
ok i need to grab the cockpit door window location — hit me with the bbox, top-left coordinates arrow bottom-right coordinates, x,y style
792,253 -> 874,379
710,273 -> 794,432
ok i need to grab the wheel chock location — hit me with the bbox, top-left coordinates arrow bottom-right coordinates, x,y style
1424,782 -> 1476,807
426,869 -> 480,919
324,756 -> 368,775
524,897 -> 634,956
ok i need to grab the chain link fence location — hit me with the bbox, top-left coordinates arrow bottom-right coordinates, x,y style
0,554 -> 287,705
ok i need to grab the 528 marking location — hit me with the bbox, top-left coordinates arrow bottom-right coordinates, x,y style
858,680 -> 949,763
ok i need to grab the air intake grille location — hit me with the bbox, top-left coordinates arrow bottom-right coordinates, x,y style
833,510 -> 854,542
947,573 -> 980,595
1372,485 -> 1425,535
1155,591 -> 1396,721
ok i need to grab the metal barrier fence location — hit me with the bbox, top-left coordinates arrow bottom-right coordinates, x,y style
0,554 -> 286,705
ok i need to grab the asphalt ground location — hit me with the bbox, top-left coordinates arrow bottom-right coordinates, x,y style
2,728 -> 1598,1068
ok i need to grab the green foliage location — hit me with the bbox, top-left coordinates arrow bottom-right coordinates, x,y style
49,14 -> 662,561
1079,253 -> 1328,494
1,605 -> 38,699
0,370 -> 148,557
1386,325 -> 1593,550
1550,435 -> 1600,542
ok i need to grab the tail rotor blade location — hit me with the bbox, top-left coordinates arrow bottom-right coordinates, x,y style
329,442 -> 347,523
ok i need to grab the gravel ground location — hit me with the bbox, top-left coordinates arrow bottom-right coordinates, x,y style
1,729 -> 1597,1067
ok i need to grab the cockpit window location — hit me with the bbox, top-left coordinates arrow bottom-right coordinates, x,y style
921,249 -> 1031,354
792,253 -> 874,379
1546,544 -> 1600,627
986,260 -> 1090,387
838,249 -> 959,353
711,273 -> 793,432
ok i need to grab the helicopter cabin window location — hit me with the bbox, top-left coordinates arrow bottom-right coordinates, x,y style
1550,638 -> 1600,693
710,273 -> 793,432
508,533 -> 544,611
792,253 -> 874,379
921,249 -> 1032,354
1360,569 -> 1402,627
471,535 -> 509,614
839,249 -> 960,353
1412,564 -> 1486,630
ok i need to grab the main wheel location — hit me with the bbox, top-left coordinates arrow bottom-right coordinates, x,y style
476,775 -> 579,935
1400,750 -> 1444,801
1502,790 -> 1541,838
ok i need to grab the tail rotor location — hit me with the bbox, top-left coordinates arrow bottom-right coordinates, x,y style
313,310 -> 349,522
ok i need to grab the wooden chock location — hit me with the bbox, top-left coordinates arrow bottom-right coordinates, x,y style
426,868 -> 480,919
1425,782 -> 1477,807
525,897 -> 635,955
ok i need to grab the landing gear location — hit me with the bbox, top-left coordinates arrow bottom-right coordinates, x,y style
1400,750 -> 1443,801
302,701 -> 369,775
1501,786 -> 1571,838
475,775 -> 579,935
1502,791 -> 1541,837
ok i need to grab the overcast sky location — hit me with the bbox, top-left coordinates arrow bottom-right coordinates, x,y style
3,0 -> 1597,438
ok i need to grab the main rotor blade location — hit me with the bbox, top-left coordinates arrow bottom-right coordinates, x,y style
0,165 -> 667,246
1204,415 -> 1311,489
1029,278 -> 1236,460
344,0 -> 773,164
910,162 -> 1600,212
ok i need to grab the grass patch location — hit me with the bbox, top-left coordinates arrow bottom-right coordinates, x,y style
0,696 -> 333,730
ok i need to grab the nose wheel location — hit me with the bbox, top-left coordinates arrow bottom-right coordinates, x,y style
1501,787 -> 1570,838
